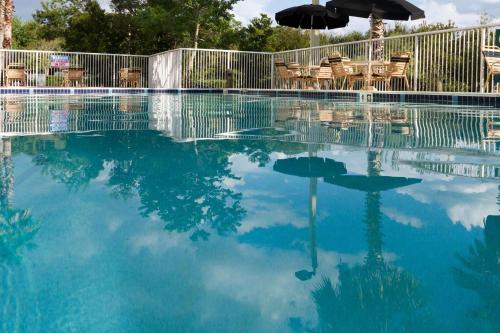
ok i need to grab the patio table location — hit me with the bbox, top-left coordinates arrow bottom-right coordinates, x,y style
344,60 -> 391,86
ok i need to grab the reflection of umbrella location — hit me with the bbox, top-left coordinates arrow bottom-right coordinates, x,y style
275,5 -> 349,30
274,156 -> 347,281
327,0 -> 425,20
274,157 -> 347,178
324,175 -> 421,192
276,3 -> 349,48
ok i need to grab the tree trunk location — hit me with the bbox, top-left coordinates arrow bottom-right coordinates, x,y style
371,14 -> 384,61
2,0 -> 12,49
0,0 -> 5,48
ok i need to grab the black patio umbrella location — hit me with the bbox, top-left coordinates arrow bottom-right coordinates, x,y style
326,0 -> 425,21
324,175 -> 421,192
275,4 -> 349,30
327,0 -> 424,90
274,156 -> 347,281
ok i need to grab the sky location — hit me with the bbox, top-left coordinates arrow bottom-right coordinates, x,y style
14,0 -> 500,34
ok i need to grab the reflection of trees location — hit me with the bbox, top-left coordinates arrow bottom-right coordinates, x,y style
453,190 -> 500,332
0,139 -> 39,263
0,207 -> 39,263
14,132 -> 309,240
313,151 -> 441,332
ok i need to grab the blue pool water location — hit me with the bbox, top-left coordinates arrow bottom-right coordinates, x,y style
0,94 -> 499,332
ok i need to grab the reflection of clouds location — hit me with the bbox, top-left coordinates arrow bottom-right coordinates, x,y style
93,161 -> 113,183
202,241 -> 317,328
229,154 -> 266,175
382,207 -> 423,228
238,198 -> 306,234
399,182 -> 498,230
129,223 -> 325,331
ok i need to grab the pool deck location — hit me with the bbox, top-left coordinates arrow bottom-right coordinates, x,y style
0,87 -> 499,108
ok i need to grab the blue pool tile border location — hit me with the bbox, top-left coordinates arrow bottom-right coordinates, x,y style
0,88 -> 499,108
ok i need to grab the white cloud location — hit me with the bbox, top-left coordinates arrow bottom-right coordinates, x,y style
382,207 -> 424,228
233,0 -> 273,25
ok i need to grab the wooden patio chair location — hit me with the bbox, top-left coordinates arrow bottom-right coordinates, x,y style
275,59 -> 295,89
371,53 -> 411,90
120,67 -> 142,87
6,63 -> 26,86
63,66 -> 85,87
305,60 -> 333,90
482,46 -> 500,93
328,56 -> 364,90
285,62 -> 305,89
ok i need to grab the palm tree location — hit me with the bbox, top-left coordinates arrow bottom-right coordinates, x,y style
0,0 -> 13,49
2,0 -> 13,49
371,14 -> 385,61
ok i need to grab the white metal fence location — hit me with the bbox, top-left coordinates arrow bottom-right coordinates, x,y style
274,23 -> 500,93
148,48 -> 274,89
0,49 -> 149,88
1,23 -> 499,93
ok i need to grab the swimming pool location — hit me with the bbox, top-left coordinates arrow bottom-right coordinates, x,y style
0,94 -> 498,332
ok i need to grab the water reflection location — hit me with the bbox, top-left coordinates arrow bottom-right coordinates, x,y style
313,151 -> 439,332
273,153 -> 347,281
0,138 -> 39,263
453,191 -> 500,332
0,94 -> 498,332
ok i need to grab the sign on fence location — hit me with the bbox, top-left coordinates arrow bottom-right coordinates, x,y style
50,110 -> 69,132
50,55 -> 70,69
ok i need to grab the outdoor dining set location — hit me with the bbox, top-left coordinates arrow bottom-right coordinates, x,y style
275,53 -> 411,91
3,63 -> 143,87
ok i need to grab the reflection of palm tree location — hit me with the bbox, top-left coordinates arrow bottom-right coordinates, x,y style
0,141 -> 40,263
313,150 -> 440,332
0,207 -> 39,263
453,187 -> 500,332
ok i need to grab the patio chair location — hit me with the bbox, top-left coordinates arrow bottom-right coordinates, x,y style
63,66 -> 85,87
6,63 -> 26,86
328,56 -> 364,90
275,59 -> 297,89
304,60 -> 333,90
371,53 -> 411,90
482,46 -> 500,93
120,67 -> 142,88
286,62 -> 307,89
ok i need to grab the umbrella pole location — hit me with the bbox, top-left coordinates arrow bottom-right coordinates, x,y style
309,176 -> 318,274
309,0 -> 320,49
308,145 -> 318,274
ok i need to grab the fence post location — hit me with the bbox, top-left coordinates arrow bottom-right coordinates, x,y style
113,55 -> 116,87
413,35 -> 419,91
270,53 -> 275,90
479,27 -> 486,93
179,49 -> 183,89
35,51 -> 39,87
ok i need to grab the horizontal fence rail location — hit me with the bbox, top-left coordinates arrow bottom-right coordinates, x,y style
0,50 -> 149,88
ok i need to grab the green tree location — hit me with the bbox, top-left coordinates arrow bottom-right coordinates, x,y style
64,0 -> 110,52
34,0 -> 88,40
268,26 -> 309,52
12,17 -> 39,49
239,14 -> 273,52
